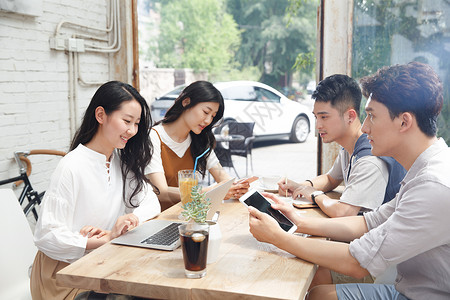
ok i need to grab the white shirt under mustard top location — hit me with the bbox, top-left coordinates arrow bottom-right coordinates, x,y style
145,124 -> 219,175
34,144 -> 161,263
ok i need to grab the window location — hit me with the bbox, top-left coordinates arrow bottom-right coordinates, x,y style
255,87 -> 280,103
352,0 -> 449,143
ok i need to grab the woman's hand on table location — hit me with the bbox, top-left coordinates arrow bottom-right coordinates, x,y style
82,214 -> 138,250
80,226 -> 108,238
111,213 -> 139,239
82,226 -> 112,250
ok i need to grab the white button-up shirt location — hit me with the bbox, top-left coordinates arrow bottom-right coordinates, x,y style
34,144 -> 161,263
350,138 -> 450,299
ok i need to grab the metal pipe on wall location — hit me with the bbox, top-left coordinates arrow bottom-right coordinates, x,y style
68,51 -> 76,137
59,0 -> 122,137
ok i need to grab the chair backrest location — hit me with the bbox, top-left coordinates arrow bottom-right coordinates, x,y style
228,122 -> 255,139
0,189 -> 37,300
228,122 -> 255,153
214,146 -> 234,168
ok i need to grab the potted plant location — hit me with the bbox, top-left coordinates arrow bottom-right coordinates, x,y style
179,185 -> 222,269
178,185 -> 212,278
180,185 -> 211,224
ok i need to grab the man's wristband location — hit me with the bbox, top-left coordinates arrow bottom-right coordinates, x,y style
310,191 -> 324,205
305,179 -> 314,187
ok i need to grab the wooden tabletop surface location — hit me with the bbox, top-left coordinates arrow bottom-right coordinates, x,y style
56,199 -> 328,300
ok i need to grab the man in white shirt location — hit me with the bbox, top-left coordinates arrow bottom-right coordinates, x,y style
248,62 -> 450,300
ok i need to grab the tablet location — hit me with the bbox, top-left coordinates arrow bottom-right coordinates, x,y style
240,190 -> 297,234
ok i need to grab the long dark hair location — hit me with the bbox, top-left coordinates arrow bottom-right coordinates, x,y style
70,81 -> 156,207
159,81 -> 224,176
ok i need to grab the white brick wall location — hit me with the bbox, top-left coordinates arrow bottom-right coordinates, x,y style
0,1 -> 111,205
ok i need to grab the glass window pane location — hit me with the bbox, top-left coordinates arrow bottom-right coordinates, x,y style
352,0 -> 449,143
255,87 -> 281,103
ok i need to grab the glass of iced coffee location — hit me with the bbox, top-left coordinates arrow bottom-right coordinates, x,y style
179,222 -> 209,278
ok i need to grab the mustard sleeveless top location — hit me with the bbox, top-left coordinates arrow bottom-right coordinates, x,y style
153,128 -> 194,187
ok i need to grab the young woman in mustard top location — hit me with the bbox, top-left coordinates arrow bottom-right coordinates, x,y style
146,81 -> 251,210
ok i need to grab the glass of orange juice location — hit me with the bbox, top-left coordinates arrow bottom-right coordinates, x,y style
178,170 -> 200,205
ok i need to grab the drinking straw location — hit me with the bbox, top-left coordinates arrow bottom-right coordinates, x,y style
194,147 -> 210,173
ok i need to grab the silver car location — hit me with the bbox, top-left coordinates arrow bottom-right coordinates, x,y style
150,81 -> 313,143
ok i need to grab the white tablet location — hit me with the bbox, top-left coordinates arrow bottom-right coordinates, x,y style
240,190 -> 297,234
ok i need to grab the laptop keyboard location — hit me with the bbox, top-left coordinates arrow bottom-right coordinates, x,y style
141,222 -> 182,246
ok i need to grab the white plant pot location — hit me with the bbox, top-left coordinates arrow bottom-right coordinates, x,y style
206,221 -> 222,264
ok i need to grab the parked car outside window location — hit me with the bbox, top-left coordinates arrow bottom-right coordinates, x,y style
150,81 -> 314,143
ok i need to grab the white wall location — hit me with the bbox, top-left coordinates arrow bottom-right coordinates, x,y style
0,1 -> 111,202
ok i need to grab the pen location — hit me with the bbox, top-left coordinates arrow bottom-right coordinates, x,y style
285,177 -> 288,197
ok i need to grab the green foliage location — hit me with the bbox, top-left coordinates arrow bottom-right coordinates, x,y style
293,52 -> 315,73
437,89 -> 450,144
156,0 -> 240,74
140,0 -> 317,90
181,185 -> 211,224
352,0 -> 401,78
286,0 -> 320,25
227,0 -> 317,89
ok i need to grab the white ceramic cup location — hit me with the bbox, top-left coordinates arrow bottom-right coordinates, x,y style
259,176 -> 281,191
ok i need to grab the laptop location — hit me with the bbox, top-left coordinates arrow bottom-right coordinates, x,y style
111,177 -> 235,251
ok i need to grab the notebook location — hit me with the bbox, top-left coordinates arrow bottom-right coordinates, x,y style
111,177 -> 235,251
277,195 -> 318,209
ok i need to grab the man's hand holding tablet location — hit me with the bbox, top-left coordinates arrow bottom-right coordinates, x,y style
240,190 -> 298,234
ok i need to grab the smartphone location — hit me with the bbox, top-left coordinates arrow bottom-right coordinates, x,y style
237,176 -> 259,185
240,190 -> 297,234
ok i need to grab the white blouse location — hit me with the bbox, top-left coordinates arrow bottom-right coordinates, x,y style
34,144 -> 161,263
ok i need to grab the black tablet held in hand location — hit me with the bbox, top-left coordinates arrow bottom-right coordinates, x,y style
240,190 -> 297,234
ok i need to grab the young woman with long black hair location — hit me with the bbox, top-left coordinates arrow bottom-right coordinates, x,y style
31,81 -> 161,299
146,81 -> 250,211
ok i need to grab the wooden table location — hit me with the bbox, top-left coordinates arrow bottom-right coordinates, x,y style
56,200 -> 328,300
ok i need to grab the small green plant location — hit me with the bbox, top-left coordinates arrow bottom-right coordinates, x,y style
181,185 -> 211,223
